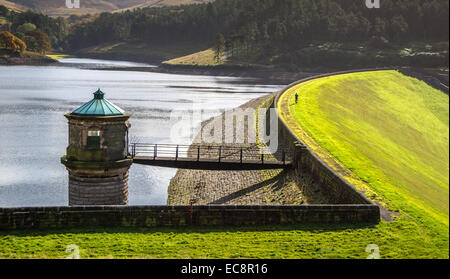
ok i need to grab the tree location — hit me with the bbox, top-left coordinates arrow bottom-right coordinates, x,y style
26,29 -> 51,54
0,31 -> 26,53
390,15 -> 409,41
275,22 -> 288,42
373,17 -> 388,37
16,23 -> 36,34
23,35 -> 38,52
0,5 -> 9,17
214,33 -> 226,64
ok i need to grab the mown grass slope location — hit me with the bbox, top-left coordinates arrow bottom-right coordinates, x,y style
277,71 -> 448,253
288,71 -> 448,222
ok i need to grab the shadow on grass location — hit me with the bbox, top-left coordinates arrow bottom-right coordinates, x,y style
0,222 -> 378,237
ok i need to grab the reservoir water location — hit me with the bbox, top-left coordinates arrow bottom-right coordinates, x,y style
0,58 -> 283,207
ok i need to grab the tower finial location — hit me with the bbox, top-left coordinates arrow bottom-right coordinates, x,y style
93,88 -> 104,99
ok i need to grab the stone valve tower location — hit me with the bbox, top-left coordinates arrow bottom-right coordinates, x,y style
61,89 -> 132,205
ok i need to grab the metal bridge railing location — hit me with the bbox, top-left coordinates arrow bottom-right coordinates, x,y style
129,143 -> 292,165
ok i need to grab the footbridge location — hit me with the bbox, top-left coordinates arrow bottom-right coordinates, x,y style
130,143 -> 292,170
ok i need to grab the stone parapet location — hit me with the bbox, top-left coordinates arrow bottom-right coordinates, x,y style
0,205 -> 380,230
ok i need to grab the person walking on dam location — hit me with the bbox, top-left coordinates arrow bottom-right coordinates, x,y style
295,92 -> 299,104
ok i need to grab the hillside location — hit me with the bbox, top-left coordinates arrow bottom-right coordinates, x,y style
0,0 -> 213,16
0,0 -> 27,12
66,0 -> 449,69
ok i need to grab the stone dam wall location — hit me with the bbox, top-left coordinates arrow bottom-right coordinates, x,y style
167,95 -> 315,206
0,205 -> 380,230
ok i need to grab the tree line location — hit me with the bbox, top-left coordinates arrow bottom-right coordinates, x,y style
0,5 -> 66,53
67,0 -> 449,51
1,0 -> 448,66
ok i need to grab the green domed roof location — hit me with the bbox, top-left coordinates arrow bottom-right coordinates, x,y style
72,89 -> 125,116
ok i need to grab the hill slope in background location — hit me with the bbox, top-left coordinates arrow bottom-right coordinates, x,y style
0,0 -> 213,16
0,0 -> 27,11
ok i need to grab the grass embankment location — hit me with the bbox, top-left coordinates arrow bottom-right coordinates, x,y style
163,48 -> 224,67
161,48 -> 276,71
278,70 -> 449,258
72,41 -> 210,64
0,220 -> 445,259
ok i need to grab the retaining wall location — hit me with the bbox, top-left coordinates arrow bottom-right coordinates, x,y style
0,205 -> 379,230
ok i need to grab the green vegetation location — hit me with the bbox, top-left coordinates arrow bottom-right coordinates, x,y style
0,5 -> 66,51
0,30 -> 25,53
15,22 -> 35,34
0,218 -> 448,259
278,70 -> 448,258
2,1 -> 448,68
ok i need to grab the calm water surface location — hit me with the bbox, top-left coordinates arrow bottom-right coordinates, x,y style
0,58 -> 283,207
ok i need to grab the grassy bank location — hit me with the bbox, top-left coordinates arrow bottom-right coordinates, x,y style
277,70 -> 448,258
163,48 -> 223,67
0,218 -> 447,259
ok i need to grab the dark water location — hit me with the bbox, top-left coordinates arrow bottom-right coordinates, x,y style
0,58 -> 284,207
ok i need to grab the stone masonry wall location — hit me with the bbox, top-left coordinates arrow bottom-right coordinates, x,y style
0,205 -> 380,230
167,95 -> 331,206
68,172 -> 129,205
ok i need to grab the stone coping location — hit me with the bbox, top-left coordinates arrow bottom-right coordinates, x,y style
0,204 -> 379,212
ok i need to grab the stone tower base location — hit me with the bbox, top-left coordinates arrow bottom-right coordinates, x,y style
62,159 -> 133,206
68,172 -> 129,205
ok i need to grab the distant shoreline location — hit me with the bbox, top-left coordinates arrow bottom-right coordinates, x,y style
0,55 -> 58,66
95,65 -> 322,85
2,53 -> 447,92
65,50 -> 324,84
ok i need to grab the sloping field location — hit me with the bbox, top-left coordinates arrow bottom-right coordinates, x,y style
279,70 -> 449,231
163,48 -> 222,66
